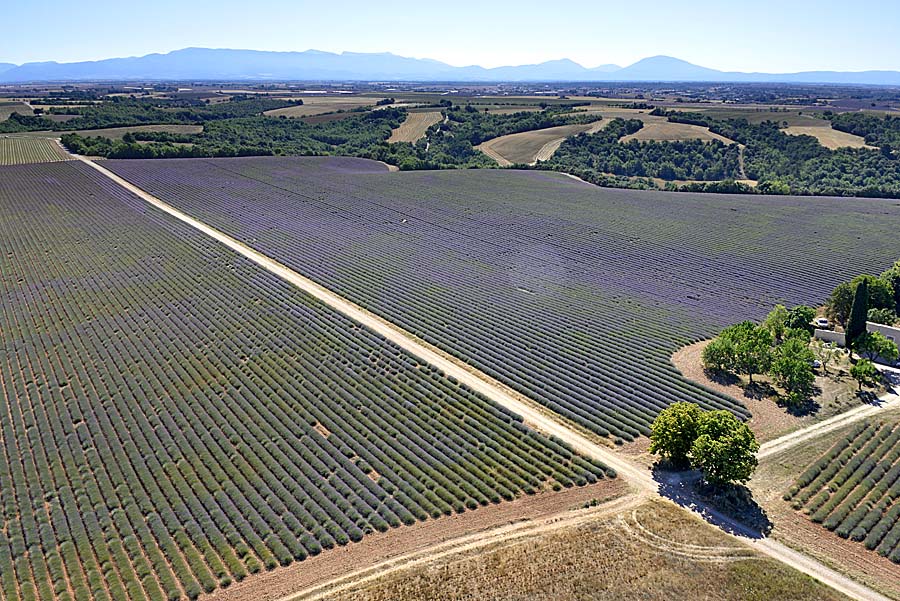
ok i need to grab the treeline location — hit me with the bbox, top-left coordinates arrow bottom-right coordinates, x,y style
648,108 -> 900,197
61,108 -> 407,159
0,96 -> 296,133
541,118 -> 742,182
828,112 -> 900,153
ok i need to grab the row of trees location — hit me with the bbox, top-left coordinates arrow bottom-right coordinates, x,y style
650,402 -> 759,486
826,268 -> 900,328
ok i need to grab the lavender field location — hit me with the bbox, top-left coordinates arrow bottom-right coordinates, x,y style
0,161 -> 608,601
106,156 -> 900,440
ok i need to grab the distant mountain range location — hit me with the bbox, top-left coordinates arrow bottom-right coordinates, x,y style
2,48 -> 900,85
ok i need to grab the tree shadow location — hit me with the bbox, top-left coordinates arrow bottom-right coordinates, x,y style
742,381 -> 777,401
704,368 -> 739,387
856,389 -> 883,405
776,383 -> 823,417
651,463 -> 772,539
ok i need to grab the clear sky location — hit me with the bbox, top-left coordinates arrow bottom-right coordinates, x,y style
4,0 -> 900,72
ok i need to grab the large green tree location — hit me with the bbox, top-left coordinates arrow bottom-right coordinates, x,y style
649,402 -> 703,468
881,259 -> 900,313
691,410 -> 759,487
771,338 -> 816,405
763,304 -> 789,340
784,305 -> 817,333
847,278 -> 869,350
732,323 -> 774,383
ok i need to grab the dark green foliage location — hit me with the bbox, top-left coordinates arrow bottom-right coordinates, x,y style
829,112 -> 900,150
881,260 -> 900,313
771,338 -> 816,405
648,402 -> 702,468
847,278 -> 870,350
855,332 -> 900,363
868,307 -> 898,326
690,410 -> 759,486
785,306 -> 817,333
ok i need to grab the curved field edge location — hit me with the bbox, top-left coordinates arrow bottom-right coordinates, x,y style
0,161 -> 611,601
104,156 -> 900,442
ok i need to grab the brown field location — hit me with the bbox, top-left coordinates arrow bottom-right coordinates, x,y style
750,413 -> 900,601
476,120 -> 604,166
17,124 -> 203,140
785,125 -> 874,149
621,120 -> 734,144
202,480 -> 628,601
388,111 -> 443,143
321,500 -> 847,601
0,136 -> 72,165
0,101 -> 33,121
264,97 -> 386,118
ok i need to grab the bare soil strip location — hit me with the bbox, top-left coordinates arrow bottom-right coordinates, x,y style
79,156 -> 888,601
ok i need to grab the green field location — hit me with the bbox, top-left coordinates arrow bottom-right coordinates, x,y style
0,161 -> 609,601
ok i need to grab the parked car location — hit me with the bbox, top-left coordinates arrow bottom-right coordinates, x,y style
814,317 -> 831,329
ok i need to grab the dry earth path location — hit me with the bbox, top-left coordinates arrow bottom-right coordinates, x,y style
78,155 -> 891,601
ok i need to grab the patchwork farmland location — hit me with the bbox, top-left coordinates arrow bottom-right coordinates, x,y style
105,156 -> 900,441
0,161 -> 610,601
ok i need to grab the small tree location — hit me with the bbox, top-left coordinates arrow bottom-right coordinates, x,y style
701,337 -> 735,373
691,410 -> 759,487
649,402 -> 702,468
763,304 -> 788,340
850,359 -> 879,390
854,331 -> 900,363
811,339 -> 840,374
770,338 -> 816,405
846,278 -> 869,350
785,305 -> 817,332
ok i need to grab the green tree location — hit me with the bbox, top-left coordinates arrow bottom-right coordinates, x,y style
783,327 -> 812,342
770,338 -> 816,405
847,278 -> 869,350
853,274 -> 894,311
881,259 -> 900,313
690,411 -> 759,487
868,307 -> 898,326
854,331 -> 900,363
785,305 -> 816,332
701,336 -> 735,373
732,323 -> 774,383
850,359 -> 879,390
648,402 -> 703,468
763,304 -> 789,340
826,282 -> 854,325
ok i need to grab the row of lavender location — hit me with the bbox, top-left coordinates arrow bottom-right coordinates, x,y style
0,162 -> 609,601
106,156 -> 900,439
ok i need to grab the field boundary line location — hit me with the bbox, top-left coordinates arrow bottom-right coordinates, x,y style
79,156 -> 890,601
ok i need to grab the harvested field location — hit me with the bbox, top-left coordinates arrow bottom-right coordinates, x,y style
264,97 -> 384,118
476,120 -> 604,165
388,111 -> 442,143
0,136 -> 71,165
17,124 -> 203,140
785,125 -> 874,149
321,500 -> 847,601
105,157 -> 900,442
621,120 -> 734,144
0,101 -> 32,120
0,161 -> 610,601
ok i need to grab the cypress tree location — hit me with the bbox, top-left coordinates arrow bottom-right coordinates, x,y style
847,278 -> 869,350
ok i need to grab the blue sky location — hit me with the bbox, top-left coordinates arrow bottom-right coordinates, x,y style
4,0 -> 900,72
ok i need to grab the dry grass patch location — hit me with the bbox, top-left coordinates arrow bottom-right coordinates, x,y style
621,120 -> 734,144
388,111 -> 442,143
323,500 -> 847,601
0,101 -> 33,121
476,120 -> 604,166
785,126 -> 875,150
264,97 -> 384,118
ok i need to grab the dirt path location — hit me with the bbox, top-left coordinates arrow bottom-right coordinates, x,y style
759,390 -> 900,460
80,156 -> 890,601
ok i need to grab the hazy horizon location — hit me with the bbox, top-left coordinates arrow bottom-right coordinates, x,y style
6,0 -> 900,72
